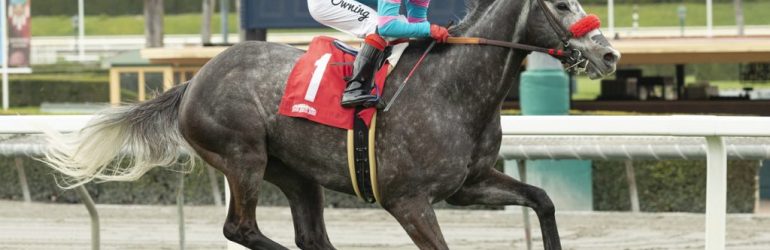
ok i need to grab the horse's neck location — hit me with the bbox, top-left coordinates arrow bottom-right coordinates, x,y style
432,0 -> 526,122
461,0 -> 522,40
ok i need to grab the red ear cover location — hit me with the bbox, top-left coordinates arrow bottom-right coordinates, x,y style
569,14 -> 601,38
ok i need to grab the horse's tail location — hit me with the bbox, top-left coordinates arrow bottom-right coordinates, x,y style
42,83 -> 192,188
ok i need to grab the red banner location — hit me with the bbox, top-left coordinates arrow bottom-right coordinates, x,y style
7,0 -> 30,67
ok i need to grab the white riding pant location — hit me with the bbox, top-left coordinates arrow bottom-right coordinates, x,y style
307,0 -> 378,38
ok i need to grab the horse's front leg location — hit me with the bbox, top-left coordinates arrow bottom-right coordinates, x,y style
381,197 -> 449,250
446,167 -> 562,250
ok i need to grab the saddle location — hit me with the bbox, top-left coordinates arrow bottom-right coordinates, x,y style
279,36 -> 408,203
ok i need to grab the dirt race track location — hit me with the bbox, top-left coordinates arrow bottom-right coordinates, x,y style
1,200 -> 770,249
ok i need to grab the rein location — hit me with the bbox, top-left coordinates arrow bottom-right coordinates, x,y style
446,37 -> 576,60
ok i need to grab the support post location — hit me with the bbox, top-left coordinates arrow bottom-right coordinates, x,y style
137,70 -> 146,102
220,0 -> 229,44
177,172 -> 186,250
624,160 -> 640,212
756,160 -> 762,213
14,157 -> 31,203
78,0 -> 85,61
144,0 -> 165,48
517,160 -> 532,250
734,0 -> 745,36
2,0 -> 9,111
705,136 -> 726,250
607,0 -> 615,38
245,28 -> 267,41
163,67 -> 174,89
706,0 -> 713,37
109,68 -> 120,106
201,0 -> 214,45
207,166 -> 223,206
75,185 -> 100,250
676,64 -> 685,100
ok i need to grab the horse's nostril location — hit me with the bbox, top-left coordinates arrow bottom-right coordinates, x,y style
603,52 -> 617,63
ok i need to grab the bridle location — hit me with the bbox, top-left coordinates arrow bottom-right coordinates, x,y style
536,0 -> 576,48
533,0 -> 589,71
446,0 -> 600,73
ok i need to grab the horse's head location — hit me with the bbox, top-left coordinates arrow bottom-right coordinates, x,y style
525,0 -> 620,79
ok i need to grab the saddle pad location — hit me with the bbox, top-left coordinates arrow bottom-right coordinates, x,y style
278,36 -> 387,129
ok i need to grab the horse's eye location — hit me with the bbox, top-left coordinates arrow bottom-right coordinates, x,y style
556,3 -> 570,11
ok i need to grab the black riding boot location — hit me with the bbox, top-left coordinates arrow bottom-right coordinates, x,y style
341,42 -> 383,108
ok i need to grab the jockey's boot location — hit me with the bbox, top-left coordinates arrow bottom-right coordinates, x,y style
341,34 -> 387,108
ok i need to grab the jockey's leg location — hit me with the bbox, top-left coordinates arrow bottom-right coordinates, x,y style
341,34 -> 387,107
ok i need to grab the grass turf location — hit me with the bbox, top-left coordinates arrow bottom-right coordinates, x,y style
581,2 -> 770,28
30,2 -> 770,37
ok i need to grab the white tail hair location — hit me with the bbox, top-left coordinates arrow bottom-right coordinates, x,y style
41,84 -> 193,188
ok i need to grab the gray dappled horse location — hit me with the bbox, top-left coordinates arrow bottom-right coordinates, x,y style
43,0 -> 619,249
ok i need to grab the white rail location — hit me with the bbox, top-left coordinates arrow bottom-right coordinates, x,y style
501,115 -> 770,250
3,115 -> 769,250
0,115 -> 92,133
0,115 -> 97,249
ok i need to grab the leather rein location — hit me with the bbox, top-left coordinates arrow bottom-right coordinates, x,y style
445,37 -> 579,61
444,0 -> 588,70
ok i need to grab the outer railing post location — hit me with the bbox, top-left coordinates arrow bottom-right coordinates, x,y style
625,160 -> 640,212
517,160 -> 533,250
75,185 -> 100,250
14,157 -> 31,203
705,136 -> 726,250
177,172 -> 186,250
207,166 -> 223,206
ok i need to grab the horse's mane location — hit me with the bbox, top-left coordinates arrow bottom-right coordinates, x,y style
451,0 -> 500,34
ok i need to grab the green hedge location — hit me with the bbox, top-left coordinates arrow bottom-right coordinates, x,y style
2,77 -> 108,107
1,156 -> 758,212
0,156 -> 486,209
593,160 -> 758,213
0,156 -> 377,207
0,156 -> 220,205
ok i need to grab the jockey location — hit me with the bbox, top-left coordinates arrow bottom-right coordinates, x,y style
308,0 -> 450,107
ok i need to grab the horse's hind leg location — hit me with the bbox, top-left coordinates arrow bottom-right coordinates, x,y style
381,197 -> 449,250
264,158 -> 335,250
219,150 -> 288,250
193,142 -> 286,249
446,168 -> 562,250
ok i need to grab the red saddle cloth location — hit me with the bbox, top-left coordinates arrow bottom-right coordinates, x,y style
279,36 -> 386,129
